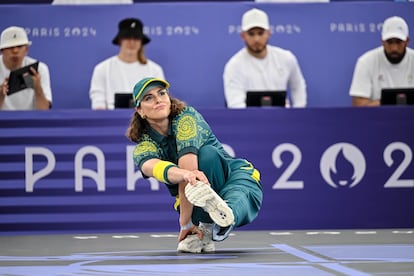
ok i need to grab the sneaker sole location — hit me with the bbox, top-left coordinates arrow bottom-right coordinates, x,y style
177,235 -> 202,253
202,240 -> 215,252
185,181 -> 234,227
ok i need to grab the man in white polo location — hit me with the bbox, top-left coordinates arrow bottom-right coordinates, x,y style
349,16 -> 413,106
0,26 -> 52,110
223,8 -> 307,108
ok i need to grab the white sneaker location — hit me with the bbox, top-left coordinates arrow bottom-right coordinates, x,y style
199,222 -> 215,252
177,234 -> 202,253
185,181 -> 234,227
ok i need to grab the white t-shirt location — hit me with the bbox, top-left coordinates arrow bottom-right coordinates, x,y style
0,56 -> 52,110
223,45 -> 307,108
89,55 -> 165,109
349,46 -> 414,100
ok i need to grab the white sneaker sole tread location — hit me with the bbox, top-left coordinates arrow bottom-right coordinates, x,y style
185,181 -> 234,227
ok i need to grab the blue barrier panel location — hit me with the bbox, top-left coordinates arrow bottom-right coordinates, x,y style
0,2 -> 413,109
0,107 -> 413,234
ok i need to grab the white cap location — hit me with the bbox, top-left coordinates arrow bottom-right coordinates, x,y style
381,16 -> 409,41
241,8 -> 270,32
0,26 -> 32,50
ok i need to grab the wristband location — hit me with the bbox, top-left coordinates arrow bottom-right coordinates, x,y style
152,160 -> 177,184
180,221 -> 193,231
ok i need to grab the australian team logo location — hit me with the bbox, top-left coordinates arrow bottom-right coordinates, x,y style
320,143 -> 366,188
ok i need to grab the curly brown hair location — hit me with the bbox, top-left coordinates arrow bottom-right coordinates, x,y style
125,97 -> 186,143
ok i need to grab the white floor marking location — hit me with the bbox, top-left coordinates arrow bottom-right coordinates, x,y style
392,230 -> 413,234
269,232 -> 293,236
73,236 -> 98,239
305,231 -> 341,235
112,235 -> 140,239
355,231 -> 377,235
150,234 -> 177,238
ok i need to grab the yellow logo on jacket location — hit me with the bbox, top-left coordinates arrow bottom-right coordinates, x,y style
177,115 -> 197,141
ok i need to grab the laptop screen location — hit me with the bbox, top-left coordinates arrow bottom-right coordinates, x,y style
114,93 -> 134,109
381,88 -> 414,106
246,91 -> 286,107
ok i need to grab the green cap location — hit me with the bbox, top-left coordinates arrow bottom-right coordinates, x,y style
133,77 -> 170,107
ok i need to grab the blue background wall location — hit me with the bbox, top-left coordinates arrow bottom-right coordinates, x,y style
0,2 -> 413,109
1,108 -> 413,234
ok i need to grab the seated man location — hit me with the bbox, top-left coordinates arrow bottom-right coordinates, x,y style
223,8 -> 307,108
349,16 -> 414,107
0,26 -> 52,110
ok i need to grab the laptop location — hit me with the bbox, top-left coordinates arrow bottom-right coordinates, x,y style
381,88 -> 414,106
246,91 -> 287,107
114,93 -> 134,109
